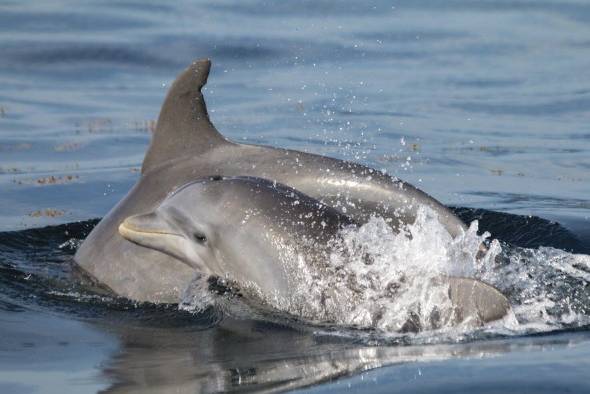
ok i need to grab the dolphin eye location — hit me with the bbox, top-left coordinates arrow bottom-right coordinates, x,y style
193,233 -> 207,243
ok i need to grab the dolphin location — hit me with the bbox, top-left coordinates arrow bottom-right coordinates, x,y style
118,176 -> 353,302
118,176 -> 510,329
74,58 -> 468,303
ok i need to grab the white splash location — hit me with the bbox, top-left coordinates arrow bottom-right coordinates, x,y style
474,244 -> 590,333
180,206 -> 590,337
275,207 -> 495,332
59,238 -> 83,250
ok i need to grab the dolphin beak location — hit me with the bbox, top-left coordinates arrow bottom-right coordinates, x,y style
118,213 -> 204,272
118,213 -> 183,243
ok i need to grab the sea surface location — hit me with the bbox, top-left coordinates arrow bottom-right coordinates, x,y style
1,1 -> 590,393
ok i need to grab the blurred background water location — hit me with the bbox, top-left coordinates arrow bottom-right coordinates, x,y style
1,1 -> 590,393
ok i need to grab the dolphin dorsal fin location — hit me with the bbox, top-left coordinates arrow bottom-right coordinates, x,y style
142,59 -> 229,174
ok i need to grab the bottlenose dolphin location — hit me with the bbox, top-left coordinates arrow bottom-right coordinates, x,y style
75,59 -> 468,303
118,176 -> 509,329
119,177 -> 353,302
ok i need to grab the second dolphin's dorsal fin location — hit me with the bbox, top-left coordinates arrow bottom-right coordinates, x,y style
142,59 -> 230,174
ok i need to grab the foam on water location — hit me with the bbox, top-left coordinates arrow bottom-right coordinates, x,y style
180,206 -> 590,337
479,244 -> 590,333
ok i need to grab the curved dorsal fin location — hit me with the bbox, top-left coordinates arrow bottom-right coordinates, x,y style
142,59 -> 230,174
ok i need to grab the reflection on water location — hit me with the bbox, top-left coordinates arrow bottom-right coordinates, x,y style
98,317 -> 590,393
2,303 -> 589,393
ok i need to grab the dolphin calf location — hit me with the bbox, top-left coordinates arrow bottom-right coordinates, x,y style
75,59 -> 468,303
118,176 -> 510,329
119,176 -> 353,302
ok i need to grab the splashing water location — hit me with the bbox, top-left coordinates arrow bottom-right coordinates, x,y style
478,243 -> 590,333
281,208 -> 493,332
1,213 -> 588,341
180,206 -> 590,336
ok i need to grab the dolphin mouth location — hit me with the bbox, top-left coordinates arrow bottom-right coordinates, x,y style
118,221 -> 182,239
118,215 -> 201,271
118,214 -> 184,243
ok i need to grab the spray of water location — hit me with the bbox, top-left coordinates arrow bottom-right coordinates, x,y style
278,208 -> 490,332
180,205 -> 590,337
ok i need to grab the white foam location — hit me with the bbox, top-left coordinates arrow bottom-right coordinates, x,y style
180,206 -> 590,337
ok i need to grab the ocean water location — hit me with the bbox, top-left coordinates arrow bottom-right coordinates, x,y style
1,0 -> 590,393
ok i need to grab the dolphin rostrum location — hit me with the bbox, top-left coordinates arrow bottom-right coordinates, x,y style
118,176 -> 510,330
75,59 -> 468,303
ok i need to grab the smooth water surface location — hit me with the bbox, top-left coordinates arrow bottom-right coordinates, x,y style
1,1 -> 590,393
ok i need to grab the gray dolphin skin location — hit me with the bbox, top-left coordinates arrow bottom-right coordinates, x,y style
75,58 -> 468,303
118,176 -> 509,328
119,177 -> 353,301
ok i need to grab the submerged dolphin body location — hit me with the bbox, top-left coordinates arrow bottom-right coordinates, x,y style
118,176 -> 510,329
75,59 -> 468,303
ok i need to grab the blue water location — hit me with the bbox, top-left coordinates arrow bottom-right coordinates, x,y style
1,1 -> 590,393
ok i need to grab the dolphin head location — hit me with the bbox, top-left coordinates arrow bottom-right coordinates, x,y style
118,188 -> 221,274
117,176 -> 341,298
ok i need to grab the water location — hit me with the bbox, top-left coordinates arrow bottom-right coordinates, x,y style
1,0 -> 590,392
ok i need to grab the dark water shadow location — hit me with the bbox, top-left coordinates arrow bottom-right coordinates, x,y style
452,207 -> 590,254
